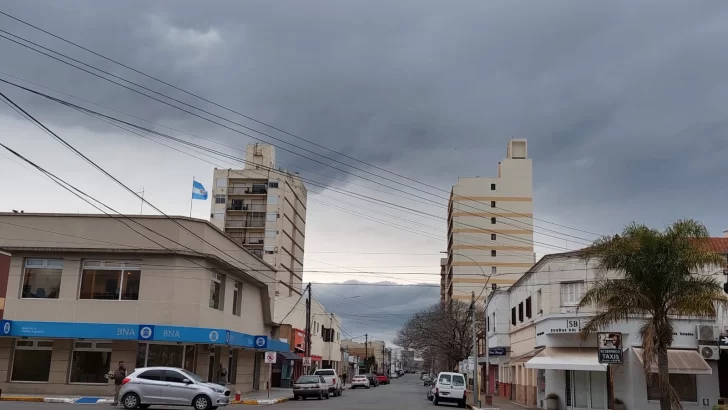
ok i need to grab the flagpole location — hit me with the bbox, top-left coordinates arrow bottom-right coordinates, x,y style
190,177 -> 194,218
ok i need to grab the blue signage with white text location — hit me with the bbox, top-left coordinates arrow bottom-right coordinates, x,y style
254,335 -> 268,349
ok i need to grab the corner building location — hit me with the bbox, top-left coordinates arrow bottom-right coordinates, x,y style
445,139 -> 534,303
0,213 -> 289,396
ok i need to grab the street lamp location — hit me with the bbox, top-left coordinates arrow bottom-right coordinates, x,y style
329,296 -> 360,375
442,250 -> 490,407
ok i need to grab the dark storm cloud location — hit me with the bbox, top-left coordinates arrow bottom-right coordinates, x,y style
2,1 -> 728,231
313,281 -> 439,343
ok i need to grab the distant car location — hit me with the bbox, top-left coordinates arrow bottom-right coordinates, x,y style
375,374 -> 389,385
391,373 -> 399,379
350,375 -> 370,389
293,375 -> 329,400
363,373 -> 379,387
423,376 -> 433,386
312,369 -> 343,397
432,372 -> 467,408
117,366 -> 230,410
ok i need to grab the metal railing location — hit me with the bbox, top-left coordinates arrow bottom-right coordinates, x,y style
227,187 -> 267,195
225,220 -> 266,228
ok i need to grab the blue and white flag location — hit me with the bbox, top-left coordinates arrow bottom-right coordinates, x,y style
192,180 -> 208,200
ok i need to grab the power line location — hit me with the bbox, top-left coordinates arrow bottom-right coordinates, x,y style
0,25 -> 598,244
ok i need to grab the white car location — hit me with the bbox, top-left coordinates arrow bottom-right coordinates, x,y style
432,372 -> 467,408
350,375 -> 370,389
312,369 -> 343,397
391,373 -> 399,379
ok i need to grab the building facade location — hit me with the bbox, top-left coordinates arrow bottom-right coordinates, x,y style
0,213 -> 290,396
444,139 -> 534,304
341,340 -> 387,373
495,251 -> 721,410
209,143 -> 307,298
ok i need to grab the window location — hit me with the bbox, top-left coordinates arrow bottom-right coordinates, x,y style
561,281 -> 585,306
511,307 -> 516,326
491,201 -> 496,208
164,370 -> 188,384
264,245 -> 276,254
232,281 -> 243,316
647,373 -> 696,402
213,212 -> 225,220
138,369 -> 163,381
518,302 -> 524,322
491,217 -> 496,224
266,212 -> 277,222
491,250 -> 497,257
265,230 -> 277,238
439,374 -> 452,384
536,289 -> 542,313
525,297 -> 532,319
269,181 -> 279,188
70,340 -> 112,384
267,195 -> 278,205
11,339 -> 53,382
79,260 -> 141,300
491,233 -> 496,240
228,350 -> 239,384
491,312 -> 496,332
452,374 -> 465,387
216,178 -> 228,188
491,267 -> 497,275
215,195 -> 226,204
490,183 -> 496,190
22,258 -> 63,299
209,273 -> 223,310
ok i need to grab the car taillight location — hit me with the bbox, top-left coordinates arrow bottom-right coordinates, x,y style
332,378 -> 336,384
122,377 -> 131,385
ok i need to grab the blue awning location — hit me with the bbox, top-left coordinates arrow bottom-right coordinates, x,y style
0,320 -> 287,353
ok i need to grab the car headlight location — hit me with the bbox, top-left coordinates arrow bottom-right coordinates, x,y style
212,388 -> 225,394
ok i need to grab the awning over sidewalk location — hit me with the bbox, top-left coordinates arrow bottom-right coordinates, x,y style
632,348 -> 712,375
524,348 -> 605,372
278,351 -> 302,361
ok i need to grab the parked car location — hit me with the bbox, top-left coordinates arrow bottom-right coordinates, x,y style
118,367 -> 230,410
432,372 -> 467,408
375,373 -> 390,385
363,373 -> 380,387
391,373 -> 399,379
423,376 -> 433,386
293,375 -> 330,400
313,369 -> 343,397
350,375 -> 370,389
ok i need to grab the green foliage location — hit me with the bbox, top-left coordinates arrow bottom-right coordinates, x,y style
578,219 -> 728,410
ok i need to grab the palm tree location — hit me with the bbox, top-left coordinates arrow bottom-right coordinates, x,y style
578,219 -> 727,410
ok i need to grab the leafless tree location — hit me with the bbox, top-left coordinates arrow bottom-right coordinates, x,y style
394,301 -> 485,372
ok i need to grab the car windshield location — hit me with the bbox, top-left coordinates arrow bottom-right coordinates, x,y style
296,376 -> 321,384
452,375 -> 465,387
439,374 -> 452,384
315,370 -> 335,376
179,369 -> 203,383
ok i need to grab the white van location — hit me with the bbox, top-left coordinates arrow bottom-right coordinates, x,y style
432,372 -> 466,407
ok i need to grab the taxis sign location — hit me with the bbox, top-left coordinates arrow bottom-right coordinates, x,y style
597,332 -> 623,364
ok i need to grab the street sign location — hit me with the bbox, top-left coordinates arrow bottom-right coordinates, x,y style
720,335 -> 728,350
597,332 -> 623,364
302,357 -> 312,366
489,347 -> 507,356
264,351 -> 277,364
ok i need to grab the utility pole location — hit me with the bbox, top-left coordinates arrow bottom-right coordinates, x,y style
305,283 -> 311,375
365,334 -> 368,372
471,291 -> 480,407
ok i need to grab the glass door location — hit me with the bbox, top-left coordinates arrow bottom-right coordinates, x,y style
573,371 -> 589,409
566,370 -> 608,410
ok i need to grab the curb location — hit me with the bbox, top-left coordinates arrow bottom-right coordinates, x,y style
0,396 -> 291,405
233,397 -> 290,405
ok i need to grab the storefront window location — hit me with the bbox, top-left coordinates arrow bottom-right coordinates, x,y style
647,373 -> 697,402
22,259 -> 63,299
70,341 -> 112,384
137,343 -> 195,369
79,260 -> 141,300
11,340 -> 53,382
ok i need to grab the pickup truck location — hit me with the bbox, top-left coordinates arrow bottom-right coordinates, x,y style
312,369 -> 343,397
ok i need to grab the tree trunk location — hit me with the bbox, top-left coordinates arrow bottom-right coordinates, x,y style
657,349 -> 671,410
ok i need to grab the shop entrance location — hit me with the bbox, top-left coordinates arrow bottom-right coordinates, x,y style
136,343 -> 197,372
565,370 -> 607,410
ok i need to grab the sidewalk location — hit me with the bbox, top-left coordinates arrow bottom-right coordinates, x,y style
469,395 -> 539,410
0,388 -> 296,405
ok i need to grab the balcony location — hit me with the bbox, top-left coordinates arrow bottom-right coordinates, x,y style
227,204 -> 266,212
225,220 -> 266,229
250,249 -> 264,258
227,187 -> 267,195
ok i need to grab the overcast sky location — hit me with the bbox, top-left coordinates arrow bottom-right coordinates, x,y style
1,1 -> 728,344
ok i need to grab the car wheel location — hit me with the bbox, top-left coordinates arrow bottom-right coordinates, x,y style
325,392 -> 330,400
121,393 -> 140,409
366,385 -> 370,389
458,399 -> 466,408
293,395 -> 299,401
192,394 -> 212,410
318,392 -> 323,400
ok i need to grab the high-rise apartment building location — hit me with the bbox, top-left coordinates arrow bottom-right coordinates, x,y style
210,143 -> 307,297
444,139 -> 533,303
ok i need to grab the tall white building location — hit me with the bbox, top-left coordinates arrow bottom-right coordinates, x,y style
210,143 -> 307,297
444,139 -> 534,303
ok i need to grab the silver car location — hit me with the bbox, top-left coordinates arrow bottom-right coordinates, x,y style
118,367 -> 230,410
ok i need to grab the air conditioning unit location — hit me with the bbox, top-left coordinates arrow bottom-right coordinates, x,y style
699,345 -> 719,361
696,325 -> 719,341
